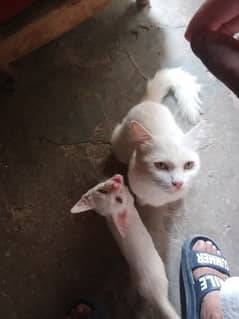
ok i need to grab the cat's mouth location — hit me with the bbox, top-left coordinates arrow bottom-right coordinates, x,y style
171,187 -> 183,193
163,184 -> 184,193
152,176 -> 185,193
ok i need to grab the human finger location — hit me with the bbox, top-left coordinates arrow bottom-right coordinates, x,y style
185,0 -> 239,41
191,31 -> 239,97
219,15 -> 239,36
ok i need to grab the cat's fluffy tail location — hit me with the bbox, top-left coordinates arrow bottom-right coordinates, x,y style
145,67 -> 202,123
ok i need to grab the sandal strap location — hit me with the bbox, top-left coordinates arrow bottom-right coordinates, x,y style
195,274 -> 225,313
191,250 -> 230,275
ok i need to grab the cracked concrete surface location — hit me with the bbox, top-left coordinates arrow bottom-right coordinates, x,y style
1,0 -> 239,318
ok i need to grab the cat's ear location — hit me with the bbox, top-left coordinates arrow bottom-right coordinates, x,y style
71,194 -> 95,214
184,120 -> 210,150
130,121 -> 152,145
112,209 -> 128,238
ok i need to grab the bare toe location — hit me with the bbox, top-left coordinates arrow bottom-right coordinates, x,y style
193,239 -> 205,251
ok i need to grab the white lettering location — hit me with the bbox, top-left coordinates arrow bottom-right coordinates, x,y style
199,277 -> 207,291
196,253 -> 229,271
199,275 -> 223,292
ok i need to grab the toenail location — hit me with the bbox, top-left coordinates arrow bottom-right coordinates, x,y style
193,240 -> 204,250
206,241 -> 212,245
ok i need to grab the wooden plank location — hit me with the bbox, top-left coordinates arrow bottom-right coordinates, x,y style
0,0 -> 111,66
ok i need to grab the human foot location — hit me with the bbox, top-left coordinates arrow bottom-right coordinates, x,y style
181,235 -> 230,319
192,240 -> 229,319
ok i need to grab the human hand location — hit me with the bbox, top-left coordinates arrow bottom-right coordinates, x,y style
185,0 -> 239,41
191,31 -> 239,97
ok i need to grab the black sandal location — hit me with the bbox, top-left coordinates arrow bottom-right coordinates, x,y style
180,235 -> 230,319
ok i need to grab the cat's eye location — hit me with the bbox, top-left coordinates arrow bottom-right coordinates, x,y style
154,162 -> 168,170
97,188 -> 107,194
115,196 -> 123,204
184,161 -> 194,170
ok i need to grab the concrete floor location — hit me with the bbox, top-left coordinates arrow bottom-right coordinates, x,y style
1,0 -> 239,318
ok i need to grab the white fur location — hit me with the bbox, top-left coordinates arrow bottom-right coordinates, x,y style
111,68 -> 205,207
145,67 -> 202,124
220,277 -> 239,319
71,175 -> 180,319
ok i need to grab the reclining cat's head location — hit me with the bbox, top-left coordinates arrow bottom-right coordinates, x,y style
71,175 -> 134,237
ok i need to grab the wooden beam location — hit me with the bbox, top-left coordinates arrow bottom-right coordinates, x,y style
0,0 -> 111,66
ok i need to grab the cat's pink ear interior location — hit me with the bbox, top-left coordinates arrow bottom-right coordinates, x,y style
111,174 -> 124,185
112,209 -> 128,238
130,121 -> 152,144
71,195 -> 95,214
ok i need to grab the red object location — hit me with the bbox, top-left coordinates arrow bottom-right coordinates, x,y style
0,0 -> 37,23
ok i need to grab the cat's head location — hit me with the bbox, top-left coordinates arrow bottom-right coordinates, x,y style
131,120 -> 206,193
71,174 -> 134,237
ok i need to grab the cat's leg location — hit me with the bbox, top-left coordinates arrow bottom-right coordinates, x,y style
111,123 -> 127,164
127,272 -> 149,318
111,123 -> 121,142
111,121 -> 134,164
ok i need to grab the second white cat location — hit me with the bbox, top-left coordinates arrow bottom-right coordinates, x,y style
71,175 -> 180,319
111,68 -> 206,207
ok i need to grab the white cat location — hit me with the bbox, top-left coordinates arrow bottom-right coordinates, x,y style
111,68 -> 205,207
71,174 -> 180,319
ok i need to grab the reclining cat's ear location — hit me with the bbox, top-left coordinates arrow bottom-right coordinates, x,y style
71,194 -> 95,213
112,209 -> 128,238
130,120 -> 152,145
184,120 -> 211,150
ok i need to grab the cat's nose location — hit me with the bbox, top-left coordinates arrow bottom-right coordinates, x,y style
172,181 -> 183,189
